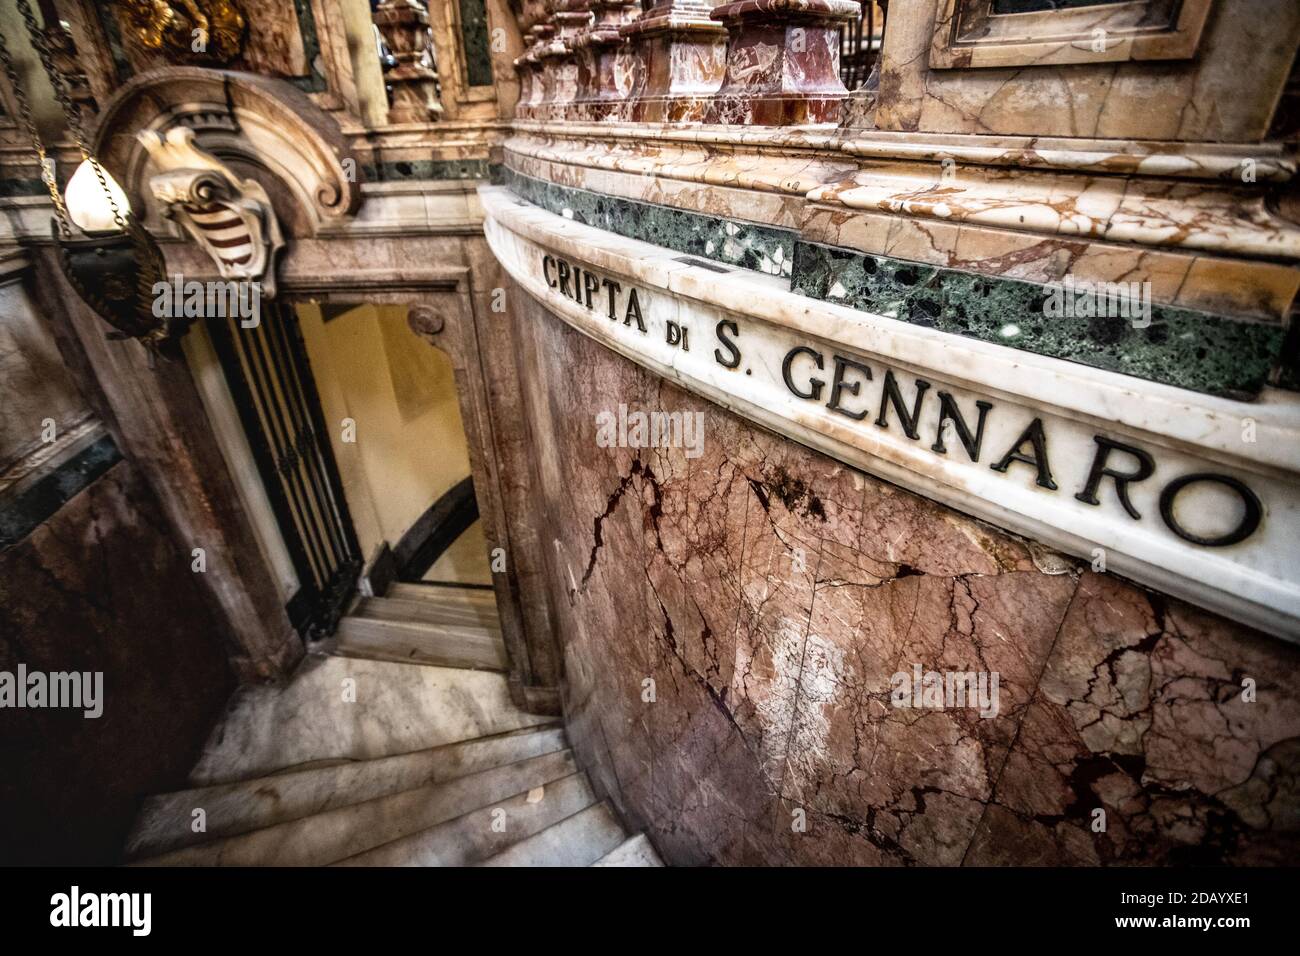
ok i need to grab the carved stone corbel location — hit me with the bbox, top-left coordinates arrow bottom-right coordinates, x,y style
138,126 -> 285,296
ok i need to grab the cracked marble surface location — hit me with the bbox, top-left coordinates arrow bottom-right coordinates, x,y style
507,287 -> 1300,865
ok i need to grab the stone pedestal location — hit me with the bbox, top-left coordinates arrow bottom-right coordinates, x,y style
514,23 -> 556,120
373,0 -> 443,124
705,0 -> 860,126
573,0 -> 641,121
620,1 -> 728,124
536,1 -> 594,122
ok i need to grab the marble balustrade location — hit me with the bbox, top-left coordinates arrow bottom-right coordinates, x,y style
516,0 -> 866,125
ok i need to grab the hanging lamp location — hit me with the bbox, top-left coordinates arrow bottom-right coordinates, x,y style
0,0 -> 175,354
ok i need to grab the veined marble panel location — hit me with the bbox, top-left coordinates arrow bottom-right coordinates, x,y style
504,127 -> 1300,261
505,153 -> 1300,324
481,185 -> 1300,642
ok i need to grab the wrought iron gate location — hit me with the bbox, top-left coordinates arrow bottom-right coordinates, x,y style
207,303 -> 361,639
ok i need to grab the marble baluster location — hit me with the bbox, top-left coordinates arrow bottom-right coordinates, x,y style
619,1 -> 728,124
536,0 -> 595,123
840,0 -> 888,129
373,0 -> 444,123
573,1 -> 642,121
514,24 -> 549,120
705,0 -> 860,126
513,0 -> 550,120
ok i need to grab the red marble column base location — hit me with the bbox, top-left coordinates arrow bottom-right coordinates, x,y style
709,92 -> 846,125
516,22 -> 555,121
572,0 -> 640,121
538,6 -> 592,122
704,0 -> 859,127
621,8 -> 727,124
628,94 -> 718,124
573,40 -> 634,121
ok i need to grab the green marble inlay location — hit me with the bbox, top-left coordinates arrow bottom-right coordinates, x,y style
94,3 -> 133,83
0,179 -> 53,199
791,239 -> 1285,399
501,169 -> 1284,398
1277,325 -> 1300,392
289,0 -> 329,93
458,0 -> 495,87
364,159 -> 492,182
505,168 -> 797,277
0,434 -> 123,550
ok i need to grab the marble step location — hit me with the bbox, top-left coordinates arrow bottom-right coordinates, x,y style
333,771 -> 597,866
125,725 -> 566,860
330,609 -> 508,672
187,654 -> 552,787
133,749 -> 579,867
387,582 -> 498,610
591,833 -> 664,867
477,801 -> 626,867
359,594 -> 501,633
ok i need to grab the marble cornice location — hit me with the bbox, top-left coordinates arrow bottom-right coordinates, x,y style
509,121 -> 1299,183
504,126 -> 1300,264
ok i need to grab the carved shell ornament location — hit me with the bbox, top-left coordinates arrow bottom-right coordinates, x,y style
139,126 -> 285,297
118,0 -> 247,65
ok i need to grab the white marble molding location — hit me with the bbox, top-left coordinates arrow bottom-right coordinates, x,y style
480,185 -> 1300,642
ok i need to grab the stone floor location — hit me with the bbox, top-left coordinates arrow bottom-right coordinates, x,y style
124,584 -> 661,867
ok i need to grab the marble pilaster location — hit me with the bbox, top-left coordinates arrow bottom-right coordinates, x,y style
372,0 -> 444,123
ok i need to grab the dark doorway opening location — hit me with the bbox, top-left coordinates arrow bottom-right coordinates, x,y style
207,305 -> 361,639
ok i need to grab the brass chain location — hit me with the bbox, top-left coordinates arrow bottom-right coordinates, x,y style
15,0 -> 127,231
0,20 -> 71,237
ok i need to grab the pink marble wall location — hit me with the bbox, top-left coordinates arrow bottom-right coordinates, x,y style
506,282 -> 1300,866
0,462 -> 234,864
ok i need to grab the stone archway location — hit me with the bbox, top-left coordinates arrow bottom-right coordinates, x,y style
81,67 -> 559,707
93,66 -> 361,242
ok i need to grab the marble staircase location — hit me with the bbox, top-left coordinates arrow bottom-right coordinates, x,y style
124,583 -> 662,867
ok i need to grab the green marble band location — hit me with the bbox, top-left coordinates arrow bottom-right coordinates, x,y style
364,159 -> 493,182
503,168 -> 1286,399
0,434 -> 123,550
503,168 -> 797,277
792,240 -> 1284,400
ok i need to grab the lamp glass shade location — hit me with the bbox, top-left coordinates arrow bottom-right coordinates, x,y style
64,159 -> 131,234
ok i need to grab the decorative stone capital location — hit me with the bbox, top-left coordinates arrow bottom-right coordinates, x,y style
705,0 -> 860,126
619,1 -> 728,123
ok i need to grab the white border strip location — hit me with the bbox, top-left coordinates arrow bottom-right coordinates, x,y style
481,186 -> 1300,641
